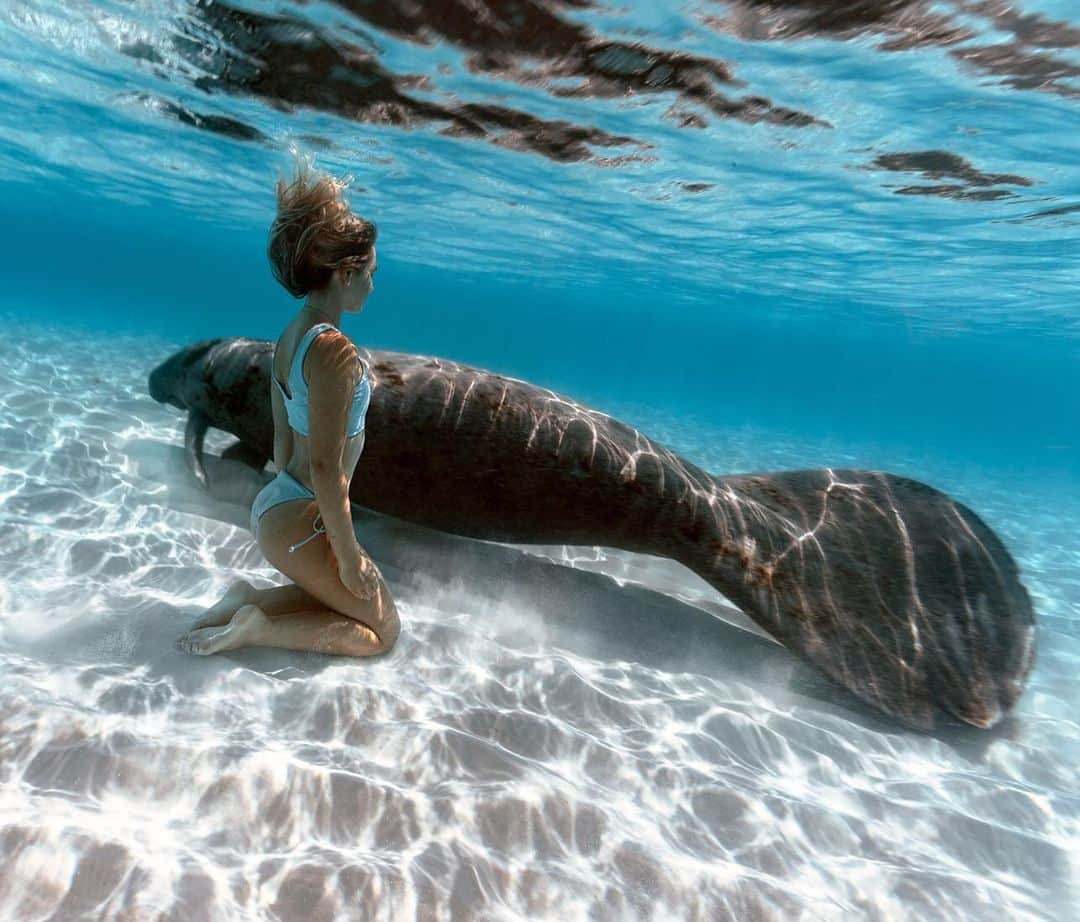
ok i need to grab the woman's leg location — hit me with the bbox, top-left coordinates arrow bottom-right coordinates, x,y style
189,580 -> 324,631
177,602 -> 386,656
178,499 -> 399,657
190,487 -> 340,630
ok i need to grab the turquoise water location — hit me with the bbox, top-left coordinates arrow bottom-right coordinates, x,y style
0,2 -> 1077,919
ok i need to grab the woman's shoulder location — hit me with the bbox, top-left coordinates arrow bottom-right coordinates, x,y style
304,326 -> 360,382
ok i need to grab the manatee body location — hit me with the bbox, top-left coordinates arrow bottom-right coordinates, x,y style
149,338 -> 1036,729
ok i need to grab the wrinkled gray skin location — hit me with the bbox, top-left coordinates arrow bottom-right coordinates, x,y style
149,338 -> 1036,730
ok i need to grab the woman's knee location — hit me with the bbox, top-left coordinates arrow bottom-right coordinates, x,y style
336,595 -> 397,656
378,601 -> 401,652
365,585 -> 400,653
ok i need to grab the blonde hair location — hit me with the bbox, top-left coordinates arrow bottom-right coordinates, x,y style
267,155 -> 377,298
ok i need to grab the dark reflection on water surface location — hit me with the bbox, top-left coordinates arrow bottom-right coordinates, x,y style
109,0 -> 1075,215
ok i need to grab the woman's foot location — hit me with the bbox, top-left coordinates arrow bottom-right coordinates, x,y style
190,579 -> 258,630
176,604 -> 270,655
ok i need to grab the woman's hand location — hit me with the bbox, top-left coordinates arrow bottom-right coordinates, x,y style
335,546 -> 382,600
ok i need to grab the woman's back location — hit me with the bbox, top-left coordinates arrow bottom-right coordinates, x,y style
273,317 -> 368,492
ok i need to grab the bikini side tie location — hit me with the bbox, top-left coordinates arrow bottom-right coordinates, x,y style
288,512 -> 326,553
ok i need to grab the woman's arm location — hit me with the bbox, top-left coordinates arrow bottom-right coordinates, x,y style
305,330 -> 363,567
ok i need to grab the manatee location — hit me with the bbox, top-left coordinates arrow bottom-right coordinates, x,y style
148,337 -> 1036,729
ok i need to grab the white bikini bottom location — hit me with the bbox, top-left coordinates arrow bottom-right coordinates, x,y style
249,470 -> 325,552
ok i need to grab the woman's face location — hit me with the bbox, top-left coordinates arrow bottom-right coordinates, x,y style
346,246 -> 377,312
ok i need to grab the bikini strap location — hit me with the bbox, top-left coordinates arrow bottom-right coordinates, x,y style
288,323 -> 338,391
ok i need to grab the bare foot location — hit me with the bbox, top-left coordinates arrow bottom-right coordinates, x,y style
190,579 -> 257,631
176,604 -> 269,655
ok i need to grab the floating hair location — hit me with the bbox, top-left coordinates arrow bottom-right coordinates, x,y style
267,152 -> 377,298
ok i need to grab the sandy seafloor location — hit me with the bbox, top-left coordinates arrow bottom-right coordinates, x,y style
0,320 -> 1076,921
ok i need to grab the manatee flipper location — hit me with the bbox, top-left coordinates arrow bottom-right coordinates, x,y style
184,410 -> 210,489
221,439 -> 269,473
679,469 -> 1036,729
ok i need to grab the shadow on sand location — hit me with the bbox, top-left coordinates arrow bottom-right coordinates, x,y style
20,441 -> 1016,755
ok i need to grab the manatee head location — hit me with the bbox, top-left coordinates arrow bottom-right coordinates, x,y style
148,339 -> 222,410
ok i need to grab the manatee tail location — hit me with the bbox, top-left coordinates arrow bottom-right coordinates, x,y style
674,468 -> 1036,729
184,410 -> 210,489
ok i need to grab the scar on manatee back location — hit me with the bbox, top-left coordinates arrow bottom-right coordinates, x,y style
372,362 -> 405,386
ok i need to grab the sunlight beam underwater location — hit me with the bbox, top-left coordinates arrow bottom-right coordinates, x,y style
148,338 -> 1036,730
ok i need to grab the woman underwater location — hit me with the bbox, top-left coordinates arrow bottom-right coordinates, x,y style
175,162 -> 400,657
